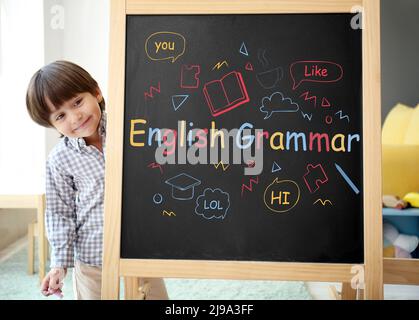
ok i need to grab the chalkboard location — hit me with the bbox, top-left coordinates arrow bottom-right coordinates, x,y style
121,13 -> 363,263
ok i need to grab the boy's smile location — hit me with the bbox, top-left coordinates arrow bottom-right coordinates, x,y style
47,90 -> 103,148
73,115 -> 93,132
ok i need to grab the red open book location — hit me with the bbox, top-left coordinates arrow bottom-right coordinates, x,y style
203,71 -> 250,117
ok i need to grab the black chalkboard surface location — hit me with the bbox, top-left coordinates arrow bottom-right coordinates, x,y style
121,13 -> 363,263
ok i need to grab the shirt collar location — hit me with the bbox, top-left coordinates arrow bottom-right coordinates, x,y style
66,112 -> 107,152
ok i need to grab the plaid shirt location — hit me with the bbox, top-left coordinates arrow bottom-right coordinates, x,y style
45,113 -> 106,268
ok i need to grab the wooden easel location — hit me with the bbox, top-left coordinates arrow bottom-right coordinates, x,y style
102,0 -> 383,300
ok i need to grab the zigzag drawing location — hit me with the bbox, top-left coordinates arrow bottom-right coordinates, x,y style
313,199 -> 333,206
212,61 -> 229,70
147,162 -> 163,174
301,111 -> 313,121
162,210 -> 176,217
300,91 -> 317,107
144,82 -> 161,100
213,161 -> 230,171
241,176 -> 259,197
335,110 -> 350,122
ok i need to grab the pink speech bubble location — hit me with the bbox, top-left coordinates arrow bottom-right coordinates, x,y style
290,61 -> 343,90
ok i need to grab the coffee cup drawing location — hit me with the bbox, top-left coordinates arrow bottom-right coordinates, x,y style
256,67 -> 284,89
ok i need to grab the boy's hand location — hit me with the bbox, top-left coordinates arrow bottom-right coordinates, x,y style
41,268 -> 67,298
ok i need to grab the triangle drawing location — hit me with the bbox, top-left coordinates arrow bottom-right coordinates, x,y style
272,161 -> 281,173
245,62 -> 254,71
321,97 -> 331,108
172,95 -> 189,111
239,42 -> 249,56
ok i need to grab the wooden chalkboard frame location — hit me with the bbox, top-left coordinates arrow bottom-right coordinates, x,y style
102,0 -> 382,299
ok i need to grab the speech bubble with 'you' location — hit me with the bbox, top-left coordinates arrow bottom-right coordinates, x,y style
145,31 -> 186,63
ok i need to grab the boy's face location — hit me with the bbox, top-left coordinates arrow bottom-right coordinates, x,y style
47,90 -> 102,140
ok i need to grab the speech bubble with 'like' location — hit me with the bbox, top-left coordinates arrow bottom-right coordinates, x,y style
290,61 -> 343,90
145,31 -> 186,63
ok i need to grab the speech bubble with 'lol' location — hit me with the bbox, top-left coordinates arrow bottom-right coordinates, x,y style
145,32 -> 186,63
290,61 -> 343,90
195,188 -> 230,220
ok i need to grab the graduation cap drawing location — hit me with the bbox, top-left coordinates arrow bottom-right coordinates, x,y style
165,173 -> 201,200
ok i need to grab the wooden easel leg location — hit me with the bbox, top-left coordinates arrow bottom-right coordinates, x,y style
137,279 -> 151,300
341,282 -> 357,300
124,277 -> 140,300
37,195 -> 46,283
124,277 -> 152,300
328,284 -> 341,300
27,223 -> 34,275
362,0 -> 384,301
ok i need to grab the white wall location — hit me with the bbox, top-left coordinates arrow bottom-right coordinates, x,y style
381,0 -> 419,121
43,0 -> 110,154
0,0 -> 46,194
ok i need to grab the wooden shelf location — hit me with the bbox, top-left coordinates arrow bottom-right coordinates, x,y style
384,258 -> 419,285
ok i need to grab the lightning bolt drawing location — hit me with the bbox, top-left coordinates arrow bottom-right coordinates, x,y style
144,82 -> 161,100
212,61 -> 229,70
300,91 -> 317,107
213,161 -> 230,171
301,111 -> 313,121
313,199 -> 333,206
162,210 -> 176,217
335,110 -> 350,122
147,162 -> 163,174
241,176 -> 259,197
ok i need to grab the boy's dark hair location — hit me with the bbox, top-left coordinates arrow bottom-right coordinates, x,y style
26,60 -> 105,128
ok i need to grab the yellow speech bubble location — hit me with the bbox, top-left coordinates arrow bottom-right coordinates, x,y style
145,31 -> 186,63
263,178 -> 300,213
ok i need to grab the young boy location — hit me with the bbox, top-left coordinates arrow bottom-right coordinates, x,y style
26,60 -> 168,300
